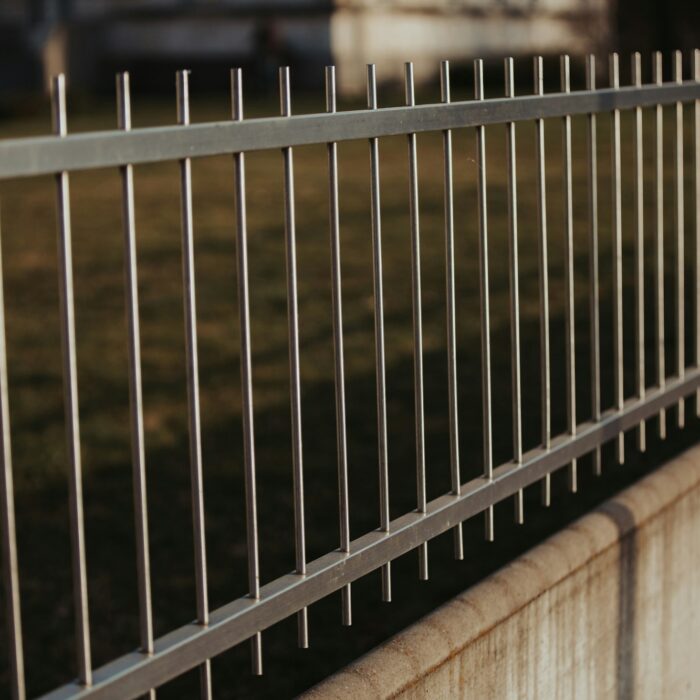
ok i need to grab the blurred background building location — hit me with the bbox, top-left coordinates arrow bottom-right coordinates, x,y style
0,0 -> 697,96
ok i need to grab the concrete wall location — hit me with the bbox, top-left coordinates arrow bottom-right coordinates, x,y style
304,444 -> 700,699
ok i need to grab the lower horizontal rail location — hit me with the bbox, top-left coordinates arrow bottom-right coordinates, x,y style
43,366 -> 700,700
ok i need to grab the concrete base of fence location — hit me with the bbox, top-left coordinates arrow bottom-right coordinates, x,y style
304,444 -> 700,699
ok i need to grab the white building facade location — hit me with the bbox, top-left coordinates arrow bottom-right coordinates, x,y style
2,0 -> 611,94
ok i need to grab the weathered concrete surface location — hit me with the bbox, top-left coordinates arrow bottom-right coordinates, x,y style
304,444 -> 700,699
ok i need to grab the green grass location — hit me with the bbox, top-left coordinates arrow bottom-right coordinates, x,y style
0,93 -> 698,698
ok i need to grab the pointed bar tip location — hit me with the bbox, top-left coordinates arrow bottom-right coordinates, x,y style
230,67 -> 243,121
51,73 -> 68,136
474,58 -> 484,100
367,64 -> 377,109
325,65 -> 337,113
176,69 -> 191,125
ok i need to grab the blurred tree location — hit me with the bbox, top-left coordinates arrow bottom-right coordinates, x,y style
616,0 -> 700,65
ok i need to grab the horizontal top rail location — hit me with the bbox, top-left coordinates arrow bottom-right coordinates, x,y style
1,82 -> 699,180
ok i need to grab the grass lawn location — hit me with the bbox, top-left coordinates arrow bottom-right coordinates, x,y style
0,83 -> 698,698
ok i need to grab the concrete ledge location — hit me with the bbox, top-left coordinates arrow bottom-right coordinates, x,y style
304,444 -> 700,699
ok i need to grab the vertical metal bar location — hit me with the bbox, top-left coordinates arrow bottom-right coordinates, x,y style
116,73 -> 156,699
653,52 -> 667,438
561,55 -> 578,490
586,55 -> 602,476
534,57 -> 552,506
324,65 -> 352,624
0,208 -> 25,700
367,65 -> 391,601
50,74 -> 92,688
610,53 -> 625,463
695,49 -> 700,417
176,70 -> 212,699
440,60 -> 464,560
673,50 -> 685,428
474,59 -> 494,541
404,62 -> 428,580
279,66 -> 310,646
230,68 -> 264,673
632,54 -> 647,452
505,57 -> 523,524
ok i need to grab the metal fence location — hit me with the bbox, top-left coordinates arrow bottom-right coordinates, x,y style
1,49 -> 700,699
